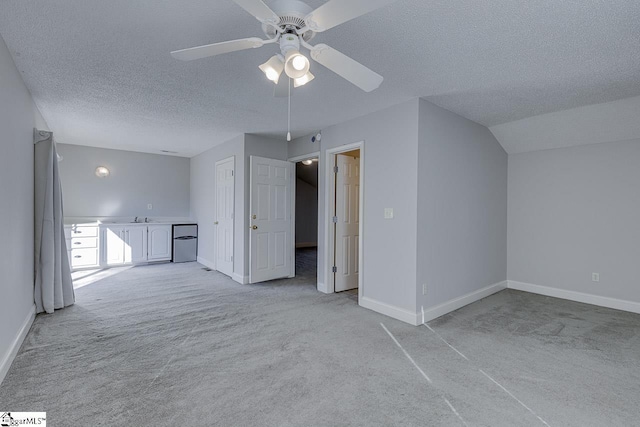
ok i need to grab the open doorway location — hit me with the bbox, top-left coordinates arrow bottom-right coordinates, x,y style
331,150 -> 360,294
324,142 -> 364,302
290,153 -> 320,285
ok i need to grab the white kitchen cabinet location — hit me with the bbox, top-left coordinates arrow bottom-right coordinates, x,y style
147,224 -> 172,261
101,225 -> 148,266
65,225 -> 100,270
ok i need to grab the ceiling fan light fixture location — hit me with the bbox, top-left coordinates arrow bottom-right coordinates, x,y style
294,71 -> 315,87
284,49 -> 309,79
259,54 -> 284,83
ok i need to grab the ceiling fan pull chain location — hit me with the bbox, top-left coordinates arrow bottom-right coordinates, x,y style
287,77 -> 292,142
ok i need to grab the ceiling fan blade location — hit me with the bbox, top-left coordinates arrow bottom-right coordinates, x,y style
274,77 -> 292,98
304,0 -> 396,32
310,44 -> 383,92
171,38 -> 265,61
233,0 -> 280,25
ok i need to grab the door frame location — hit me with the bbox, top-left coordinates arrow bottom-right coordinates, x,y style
214,156 -> 235,274
288,151 -> 321,282
323,142 -> 364,299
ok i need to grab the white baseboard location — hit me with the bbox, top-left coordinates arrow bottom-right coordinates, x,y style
317,282 -> 329,294
360,297 -> 421,326
0,304 -> 35,386
197,256 -> 216,270
233,273 -> 248,285
508,280 -> 640,314
420,281 -> 508,324
295,242 -> 317,248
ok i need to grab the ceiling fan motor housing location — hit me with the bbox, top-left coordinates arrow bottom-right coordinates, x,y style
261,0 -> 316,42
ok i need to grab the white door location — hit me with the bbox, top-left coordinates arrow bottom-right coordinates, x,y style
125,226 -> 147,264
249,156 -> 294,283
103,226 -> 125,266
334,154 -> 360,292
215,157 -> 235,277
148,225 -> 172,261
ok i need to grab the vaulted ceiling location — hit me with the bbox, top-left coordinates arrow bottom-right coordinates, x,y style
1,0 -> 639,156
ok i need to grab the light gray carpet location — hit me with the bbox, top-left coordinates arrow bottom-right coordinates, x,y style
2,251 -> 639,426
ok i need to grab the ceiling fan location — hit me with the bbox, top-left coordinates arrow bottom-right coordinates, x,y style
171,0 -> 396,93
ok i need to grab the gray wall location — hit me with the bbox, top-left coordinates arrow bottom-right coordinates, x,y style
289,99 -> 420,313
417,99 -> 508,311
0,34 -> 44,381
244,134 -> 289,277
57,144 -> 190,218
295,176 -> 318,247
190,135 -> 245,280
508,139 -> 640,302
190,134 -> 288,282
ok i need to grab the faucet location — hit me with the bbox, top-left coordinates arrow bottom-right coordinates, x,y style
145,217 -> 149,223
134,216 -> 138,223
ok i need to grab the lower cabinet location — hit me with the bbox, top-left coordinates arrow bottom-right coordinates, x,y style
101,225 -> 148,266
66,225 -> 100,270
66,223 -> 174,270
147,225 -> 172,261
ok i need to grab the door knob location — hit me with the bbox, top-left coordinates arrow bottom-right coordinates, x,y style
250,225 -> 258,230
214,221 -> 219,225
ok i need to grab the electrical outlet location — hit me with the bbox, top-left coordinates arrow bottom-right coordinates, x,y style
422,283 -> 427,295
147,203 -> 153,210
592,272 -> 600,282
384,208 -> 394,219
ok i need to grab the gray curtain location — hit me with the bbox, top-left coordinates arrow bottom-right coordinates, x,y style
34,129 -> 74,314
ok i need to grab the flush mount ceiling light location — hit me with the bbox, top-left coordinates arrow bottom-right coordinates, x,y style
301,158 -> 318,165
171,0 -> 392,94
95,166 -> 110,178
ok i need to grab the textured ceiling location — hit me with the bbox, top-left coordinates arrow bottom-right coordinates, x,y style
1,0 -> 639,156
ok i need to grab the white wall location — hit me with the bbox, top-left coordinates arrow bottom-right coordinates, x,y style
289,99 -> 420,315
508,139 -> 640,303
417,99 -> 508,313
57,144 -> 190,219
0,34 -> 43,383
190,135 -> 245,280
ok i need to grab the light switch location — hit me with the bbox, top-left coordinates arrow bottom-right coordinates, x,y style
147,203 -> 153,210
384,208 -> 394,219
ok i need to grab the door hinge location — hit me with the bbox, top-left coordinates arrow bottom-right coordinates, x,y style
332,266 -> 337,273
231,170 -> 234,176
231,256 -> 233,262
334,166 -> 338,174
332,216 -> 338,223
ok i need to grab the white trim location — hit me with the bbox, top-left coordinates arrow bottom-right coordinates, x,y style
289,161 -> 296,278
360,297 -> 420,326
197,256 -> 216,270
420,281 -> 508,324
508,280 -> 640,314
317,282 -> 329,294
0,304 -> 35,385
323,141 -> 364,297
288,151 -> 321,163
233,273 -> 249,285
